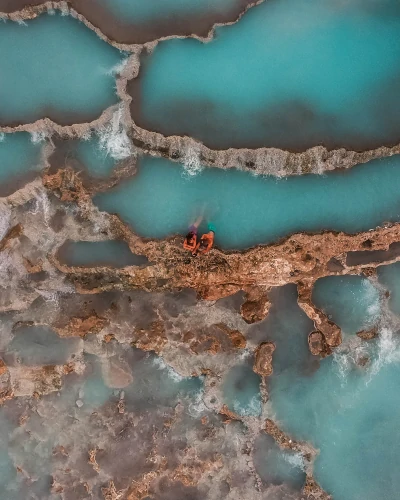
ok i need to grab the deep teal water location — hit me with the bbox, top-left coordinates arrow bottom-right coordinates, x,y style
58,240 -> 149,268
312,276 -> 381,336
135,0 -> 400,151
94,154 -> 400,249
0,133 -> 42,194
72,138 -> 118,178
263,286 -> 400,500
0,14 -> 122,125
253,433 -> 306,490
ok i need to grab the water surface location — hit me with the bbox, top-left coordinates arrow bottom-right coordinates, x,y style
57,240 -> 149,268
265,287 -> 400,500
0,14 -> 123,125
94,154 -> 400,249
0,133 -> 42,195
312,276 -> 381,336
132,0 -> 400,151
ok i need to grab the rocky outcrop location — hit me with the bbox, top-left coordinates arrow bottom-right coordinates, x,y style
303,476 -> 332,500
357,328 -> 378,340
297,281 -> 342,350
253,342 -> 275,377
308,331 -> 331,357
54,312 -> 108,338
240,286 -> 271,323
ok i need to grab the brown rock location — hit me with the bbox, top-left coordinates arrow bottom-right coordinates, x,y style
133,320 -> 167,354
22,257 -> 43,274
264,418 -> 300,452
253,342 -> 275,376
303,475 -> 332,499
0,359 -> 7,376
55,312 -> 108,338
0,224 -> 23,252
357,328 -> 378,340
219,405 -> 242,424
214,323 -> 246,349
240,287 -> 271,323
43,168 -> 90,205
308,331 -> 331,357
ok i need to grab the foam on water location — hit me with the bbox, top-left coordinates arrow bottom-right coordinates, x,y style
0,14 -> 123,124
94,154 -> 400,249
134,0 -> 400,151
312,276 -> 381,336
378,262 -> 400,317
97,107 -> 134,161
253,432 -> 306,489
267,289 -> 400,499
222,362 -> 262,417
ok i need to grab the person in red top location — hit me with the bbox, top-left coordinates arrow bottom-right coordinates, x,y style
183,216 -> 203,253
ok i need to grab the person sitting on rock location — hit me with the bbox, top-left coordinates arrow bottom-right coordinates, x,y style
183,216 -> 203,252
193,224 -> 215,256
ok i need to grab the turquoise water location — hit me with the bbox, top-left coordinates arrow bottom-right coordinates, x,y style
4,325 -> 81,366
253,433 -> 306,490
50,137 -> 118,178
265,286 -> 400,500
0,14 -> 122,125
0,133 -> 42,194
94,154 -> 400,249
247,285 -> 315,377
378,262 -> 400,317
101,0 -> 243,22
221,361 -> 261,416
58,240 -> 149,268
135,0 -> 400,150
312,276 -> 381,336
123,349 -> 202,411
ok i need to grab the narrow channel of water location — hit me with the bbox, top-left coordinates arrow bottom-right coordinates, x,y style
94,154 -> 400,249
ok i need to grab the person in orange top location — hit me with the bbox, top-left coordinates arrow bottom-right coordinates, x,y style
193,224 -> 215,256
183,216 -> 203,253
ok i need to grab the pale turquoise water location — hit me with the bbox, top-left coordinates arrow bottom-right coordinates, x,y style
58,137 -> 118,178
378,262 -> 400,317
265,286 -> 400,500
312,276 -> 381,336
58,240 -> 149,268
0,14 -> 122,125
254,433 -> 306,490
76,138 -> 117,177
222,361 -> 261,416
0,133 -> 42,194
136,0 -> 400,150
101,0 -> 243,22
123,348 -> 202,411
94,154 -> 400,249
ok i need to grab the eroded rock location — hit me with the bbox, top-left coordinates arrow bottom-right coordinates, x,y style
253,342 -> 275,377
